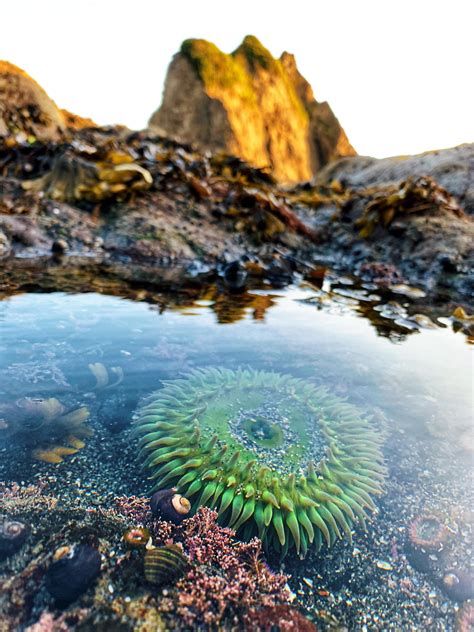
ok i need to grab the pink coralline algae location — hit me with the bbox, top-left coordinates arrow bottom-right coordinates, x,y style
161,507 -> 291,628
456,600 -> 474,632
24,610 -> 89,632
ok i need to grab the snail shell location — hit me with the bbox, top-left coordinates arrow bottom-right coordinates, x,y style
440,568 -> 474,602
123,527 -> 151,549
150,488 -> 191,524
0,520 -> 29,559
144,544 -> 188,586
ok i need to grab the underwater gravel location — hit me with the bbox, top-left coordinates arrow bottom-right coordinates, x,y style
283,428 -> 474,631
1,400 -> 472,630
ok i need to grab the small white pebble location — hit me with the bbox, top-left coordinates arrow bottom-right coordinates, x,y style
284,584 -> 297,603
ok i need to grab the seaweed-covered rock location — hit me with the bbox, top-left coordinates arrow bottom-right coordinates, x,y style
0,61 -> 65,141
317,143 -> 474,214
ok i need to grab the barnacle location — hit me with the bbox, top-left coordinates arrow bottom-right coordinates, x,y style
134,368 -> 385,557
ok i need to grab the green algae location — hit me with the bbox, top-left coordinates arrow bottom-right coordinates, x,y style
181,38 -> 256,103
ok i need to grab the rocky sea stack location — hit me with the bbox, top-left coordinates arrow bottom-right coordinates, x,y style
148,35 -> 355,183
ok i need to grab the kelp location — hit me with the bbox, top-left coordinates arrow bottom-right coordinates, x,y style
22,149 -> 152,203
355,176 -> 464,237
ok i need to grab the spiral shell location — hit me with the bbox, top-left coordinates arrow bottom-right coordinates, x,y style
150,488 -> 191,524
144,544 -> 188,586
441,568 -> 474,602
0,520 -> 29,559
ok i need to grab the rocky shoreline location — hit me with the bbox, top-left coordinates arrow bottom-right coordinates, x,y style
0,126 -> 473,305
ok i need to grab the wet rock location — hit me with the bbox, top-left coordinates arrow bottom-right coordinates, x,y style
358,261 -> 403,286
222,260 -> 248,292
45,544 -> 101,605
266,257 -> 294,287
52,238 -> 69,254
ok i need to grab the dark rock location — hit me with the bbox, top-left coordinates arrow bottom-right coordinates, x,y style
222,260 -> 248,292
52,238 -> 68,254
45,544 -> 101,605
266,257 -> 294,287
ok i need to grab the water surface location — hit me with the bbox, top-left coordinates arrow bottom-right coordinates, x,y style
0,283 -> 472,630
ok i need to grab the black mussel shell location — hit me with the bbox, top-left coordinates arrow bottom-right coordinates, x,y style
45,544 -> 101,605
0,520 -> 29,559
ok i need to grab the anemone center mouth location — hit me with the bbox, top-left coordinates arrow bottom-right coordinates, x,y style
224,396 -> 328,473
417,518 -> 444,541
242,415 -> 284,447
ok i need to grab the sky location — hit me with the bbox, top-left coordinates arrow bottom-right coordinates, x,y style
2,0 -> 473,158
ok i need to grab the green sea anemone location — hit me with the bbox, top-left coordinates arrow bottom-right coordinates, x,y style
133,368 -> 385,557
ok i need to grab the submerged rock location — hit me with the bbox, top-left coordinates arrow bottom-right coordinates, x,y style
45,544 -> 101,605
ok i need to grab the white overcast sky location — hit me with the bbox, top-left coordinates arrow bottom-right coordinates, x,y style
2,0 -> 473,158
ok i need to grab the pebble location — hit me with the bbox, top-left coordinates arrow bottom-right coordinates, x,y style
376,560 -> 393,571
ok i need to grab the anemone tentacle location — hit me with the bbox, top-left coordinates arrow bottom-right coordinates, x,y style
134,367 -> 385,556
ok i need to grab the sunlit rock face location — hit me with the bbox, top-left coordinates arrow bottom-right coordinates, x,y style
279,52 -> 356,173
148,36 -> 356,184
0,61 -> 65,141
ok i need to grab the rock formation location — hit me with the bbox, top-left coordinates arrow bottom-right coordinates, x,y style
0,61 -> 65,141
148,36 -> 355,183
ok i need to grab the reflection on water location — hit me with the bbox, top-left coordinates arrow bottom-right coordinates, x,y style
0,283 -> 472,629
